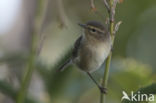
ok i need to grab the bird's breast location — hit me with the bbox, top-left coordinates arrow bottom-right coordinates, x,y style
75,40 -> 111,73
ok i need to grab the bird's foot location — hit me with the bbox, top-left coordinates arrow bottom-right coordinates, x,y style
99,86 -> 107,94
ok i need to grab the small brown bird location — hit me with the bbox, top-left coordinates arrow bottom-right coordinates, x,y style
58,21 -> 112,93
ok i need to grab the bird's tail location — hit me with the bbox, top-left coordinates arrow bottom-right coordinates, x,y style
57,59 -> 72,72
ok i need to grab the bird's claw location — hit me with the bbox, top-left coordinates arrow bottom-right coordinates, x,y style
99,87 -> 107,94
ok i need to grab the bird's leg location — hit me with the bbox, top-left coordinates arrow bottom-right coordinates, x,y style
87,72 -> 107,94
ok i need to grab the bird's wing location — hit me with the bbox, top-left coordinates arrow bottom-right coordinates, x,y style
72,35 -> 83,58
58,35 -> 82,72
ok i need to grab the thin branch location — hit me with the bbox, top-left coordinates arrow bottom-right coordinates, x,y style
16,28 -> 37,103
37,0 -> 51,56
100,53 -> 112,103
113,0 -> 118,10
90,0 -> 96,11
57,0 -> 68,28
90,0 -> 106,20
37,0 -> 69,55
16,0 -> 45,103
103,0 -> 110,12
100,0 -> 121,103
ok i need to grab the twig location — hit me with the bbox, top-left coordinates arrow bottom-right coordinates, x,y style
16,29 -> 37,103
37,0 -> 68,55
103,0 -> 110,12
90,0 -> 106,21
90,0 -> 96,11
37,0 -> 51,56
16,0 -> 46,103
100,0 -> 121,103
57,0 -> 68,28
100,53 -> 112,103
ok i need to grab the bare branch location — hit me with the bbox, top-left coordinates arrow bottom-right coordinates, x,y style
57,0 -> 68,28
36,0 -> 50,56
90,0 -> 106,19
90,0 -> 96,12
100,0 -> 122,103
109,0 -> 118,23
37,0 -> 69,56
113,0 -> 118,10
103,0 -> 110,12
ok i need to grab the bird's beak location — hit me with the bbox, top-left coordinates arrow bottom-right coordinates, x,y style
78,23 -> 87,28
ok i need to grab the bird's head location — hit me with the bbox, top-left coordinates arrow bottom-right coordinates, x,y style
79,21 -> 109,41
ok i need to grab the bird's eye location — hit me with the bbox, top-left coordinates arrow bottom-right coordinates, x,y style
91,28 -> 96,32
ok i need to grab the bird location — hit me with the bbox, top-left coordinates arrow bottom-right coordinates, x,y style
58,21 -> 112,93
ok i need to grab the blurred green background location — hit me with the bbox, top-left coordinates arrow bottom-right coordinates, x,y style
0,0 -> 156,103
